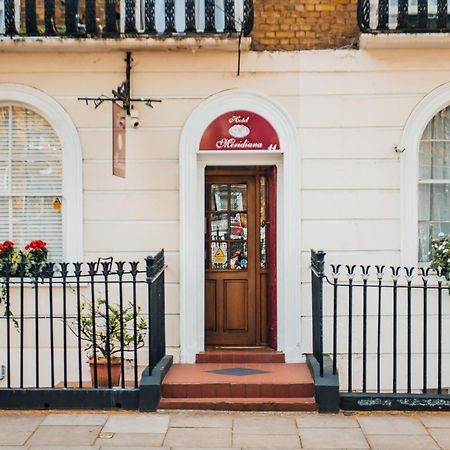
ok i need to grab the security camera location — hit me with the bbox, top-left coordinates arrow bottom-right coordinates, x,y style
129,109 -> 140,128
130,117 -> 140,128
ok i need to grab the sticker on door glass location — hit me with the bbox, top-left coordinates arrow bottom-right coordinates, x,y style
230,242 -> 248,270
212,246 -> 227,265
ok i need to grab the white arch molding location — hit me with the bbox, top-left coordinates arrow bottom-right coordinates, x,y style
0,84 -> 83,262
179,89 -> 302,363
400,82 -> 450,266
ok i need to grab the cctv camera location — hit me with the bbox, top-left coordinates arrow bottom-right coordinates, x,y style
129,109 -> 140,128
130,117 -> 140,128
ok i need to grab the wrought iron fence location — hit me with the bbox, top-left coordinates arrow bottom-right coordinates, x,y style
0,0 -> 253,37
359,0 -> 450,32
311,249 -> 450,410
0,249 -> 166,393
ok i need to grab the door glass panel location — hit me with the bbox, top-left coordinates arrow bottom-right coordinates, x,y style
210,213 -> 228,240
260,176 -> 267,269
230,184 -> 247,211
230,241 -> 248,270
230,213 -> 247,240
210,184 -> 228,211
210,242 -> 228,269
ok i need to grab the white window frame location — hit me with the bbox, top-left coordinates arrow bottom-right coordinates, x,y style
400,82 -> 450,267
0,84 -> 83,262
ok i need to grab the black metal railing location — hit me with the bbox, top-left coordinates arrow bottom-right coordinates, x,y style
359,0 -> 450,33
0,0 -> 253,37
0,249 -> 166,391
311,249 -> 450,408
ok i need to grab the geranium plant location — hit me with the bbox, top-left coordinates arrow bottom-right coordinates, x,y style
430,233 -> 450,289
0,240 -> 49,323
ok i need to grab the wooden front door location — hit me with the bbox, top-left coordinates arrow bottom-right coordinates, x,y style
205,168 -> 270,346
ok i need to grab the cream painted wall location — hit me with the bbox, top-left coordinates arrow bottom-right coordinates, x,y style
1,47 -> 450,388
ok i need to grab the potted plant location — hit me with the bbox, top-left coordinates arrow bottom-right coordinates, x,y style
74,297 -> 147,387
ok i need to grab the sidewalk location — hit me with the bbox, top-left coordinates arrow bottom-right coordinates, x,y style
0,410 -> 449,449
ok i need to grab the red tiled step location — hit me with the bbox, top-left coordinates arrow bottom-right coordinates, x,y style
158,396 -> 317,412
163,382 -> 313,398
196,350 -> 285,364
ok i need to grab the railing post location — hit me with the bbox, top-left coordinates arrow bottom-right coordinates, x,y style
146,250 -> 166,372
4,0 -> 18,35
311,249 -> 325,377
357,0 -> 370,32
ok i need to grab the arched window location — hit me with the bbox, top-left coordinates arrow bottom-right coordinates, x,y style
0,105 -> 63,260
418,106 -> 450,262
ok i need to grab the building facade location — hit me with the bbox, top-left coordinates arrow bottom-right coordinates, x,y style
0,0 -> 449,394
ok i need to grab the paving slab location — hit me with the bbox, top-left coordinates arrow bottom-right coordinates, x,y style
300,428 -> 369,449
0,447 -> 30,450
26,426 -> 101,446
296,414 -> 359,428
100,447 -> 169,450
0,431 -> 35,446
357,415 -> 428,435
95,433 -> 165,447
170,414 -> 233,428
233,416 -> 298,435
42,413 -> 109,426
420,413 -> 450,428
365,433 -> 439,449
233,434 -> 301,449
30,447 -> 98,450
103,414 -> 170,434
164,427 -> 232,448
428,428 -> 450,449
0,414 -> 43,431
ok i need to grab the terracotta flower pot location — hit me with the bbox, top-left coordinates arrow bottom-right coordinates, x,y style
89,356 -> 121,387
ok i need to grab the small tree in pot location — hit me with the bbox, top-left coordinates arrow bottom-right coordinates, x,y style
74,297 -> 147,387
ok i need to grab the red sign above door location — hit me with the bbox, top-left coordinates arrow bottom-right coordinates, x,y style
199,110 -> 280,151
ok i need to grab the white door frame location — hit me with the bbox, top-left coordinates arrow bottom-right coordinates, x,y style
179,89 -> 301,363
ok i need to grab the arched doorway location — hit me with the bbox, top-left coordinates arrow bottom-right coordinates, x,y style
179,89 -> 301,363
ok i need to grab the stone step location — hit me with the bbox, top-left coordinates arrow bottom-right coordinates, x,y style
196,351 -> 285,364
163,382 -> 314,398
158,396 -> 317,411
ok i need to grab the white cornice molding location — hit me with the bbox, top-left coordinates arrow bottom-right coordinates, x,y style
0,83 -> 83,262
0,36 -> 252,52
360,33 -> 450,49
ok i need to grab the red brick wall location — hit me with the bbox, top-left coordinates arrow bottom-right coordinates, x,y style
251,0 -> 360,51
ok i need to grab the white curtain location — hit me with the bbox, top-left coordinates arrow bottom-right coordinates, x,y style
418,106 -> 450,262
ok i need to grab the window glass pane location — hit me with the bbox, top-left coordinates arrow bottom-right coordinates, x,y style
210,213 -> 228,241
419,141 -> 450,180
210,184 -> 228,211
0,197 -> 9,241
260,176 -> 267,269
419,221 -> 450,263
230,213 -> 247,240
210,242 -> 228,269
230,242 -> 248,270
12,196 -> 62,261
230,184 -> 246,211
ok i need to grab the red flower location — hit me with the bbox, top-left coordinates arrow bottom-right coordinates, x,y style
3,241 -> 14,248
25,240 -> 47,252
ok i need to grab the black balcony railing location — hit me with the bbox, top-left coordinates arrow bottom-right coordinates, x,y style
311,249 -> 450,411
359,0 -> 450,33
0,0 -> 253,37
